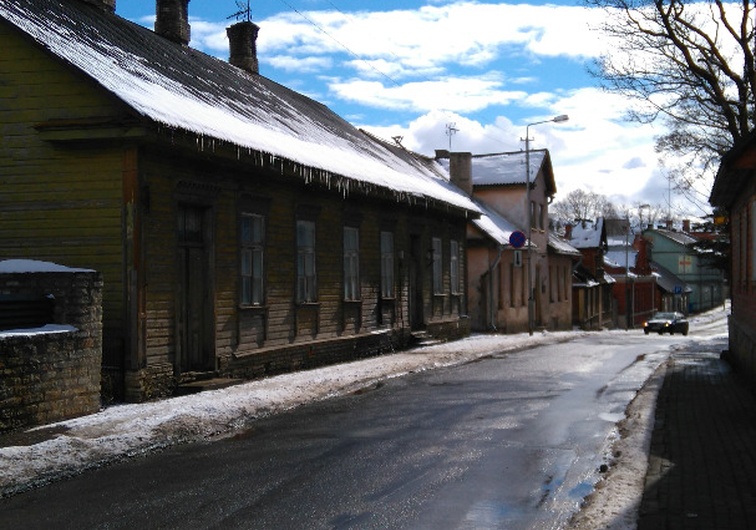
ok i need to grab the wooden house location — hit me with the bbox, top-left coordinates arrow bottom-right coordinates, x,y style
437,150 -> 578,333
0,0 -> 479,401
602,218 -> 657,328
710,130 -> 756,384
565,219 -> 616,329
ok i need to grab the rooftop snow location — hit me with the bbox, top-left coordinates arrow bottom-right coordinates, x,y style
0,259 -> 94,274
569,219 -> 604,249
436,151 -> 548,187
0,0 -> 478,214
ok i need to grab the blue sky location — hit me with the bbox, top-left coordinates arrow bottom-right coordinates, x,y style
116,1 -> 712,219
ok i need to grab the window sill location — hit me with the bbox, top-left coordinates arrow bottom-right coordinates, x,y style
343,299 -> 362,304
296,302 -> 320,308
238,304 -> 268,311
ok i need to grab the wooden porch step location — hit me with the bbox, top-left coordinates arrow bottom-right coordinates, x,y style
176,377 -> 244,395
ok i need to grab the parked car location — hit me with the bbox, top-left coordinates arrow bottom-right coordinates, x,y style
643,312 -> 689,335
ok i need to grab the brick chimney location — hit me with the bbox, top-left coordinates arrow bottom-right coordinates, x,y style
79,0 -> 116,12
155,0 -> 190,46
564,223 -> 573,240
633,235 -> 652,275
448,152 -> 473,196
227,21 -> 260,74
682,219 -> 691,233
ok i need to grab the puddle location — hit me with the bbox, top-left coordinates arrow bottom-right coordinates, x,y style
599,411 -> 625,422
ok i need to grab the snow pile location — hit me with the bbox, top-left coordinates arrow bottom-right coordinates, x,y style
0,259 -> 93,274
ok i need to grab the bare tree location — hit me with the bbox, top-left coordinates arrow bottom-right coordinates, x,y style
588,0 -> 755,188
550,189 -> 620,227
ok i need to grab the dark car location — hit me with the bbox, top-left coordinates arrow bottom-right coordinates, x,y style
643,311 -> 689,335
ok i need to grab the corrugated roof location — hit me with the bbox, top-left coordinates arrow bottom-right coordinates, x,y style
0,0 -> 479,214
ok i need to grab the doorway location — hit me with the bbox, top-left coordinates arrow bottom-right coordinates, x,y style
409,234 -> 424,330
177,204 -> 214,373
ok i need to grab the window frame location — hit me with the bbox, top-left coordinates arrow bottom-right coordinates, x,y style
380,230 -> 395,299
432,237 -> 443,295
296,219 -> 317,304
240,213 -> 265,306
343,226 -> 360,301
450,239 -> 460,295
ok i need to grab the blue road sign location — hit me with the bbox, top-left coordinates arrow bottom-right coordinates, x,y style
509,230 -> 526,249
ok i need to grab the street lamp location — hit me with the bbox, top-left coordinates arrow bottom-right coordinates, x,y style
524,114 -> 569,336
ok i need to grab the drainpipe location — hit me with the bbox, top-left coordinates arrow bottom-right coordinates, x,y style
488,246 -> 503,331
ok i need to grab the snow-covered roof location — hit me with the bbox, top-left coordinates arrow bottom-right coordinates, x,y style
435,149 -> 554,192
0,0 -> 479,215
0,259 -> 94,274
470,200 -> 525,247
645,229 -> 698,247
651,261 -> 693,294
548,234 -> 581,257
569,219 -> 604,249
470,151 -> 548,186
604,250 -> 636,269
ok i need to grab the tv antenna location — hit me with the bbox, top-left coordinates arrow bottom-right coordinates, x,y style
446,122 -> 459,151
228,0 -> 252,21
391,135 -> 405,149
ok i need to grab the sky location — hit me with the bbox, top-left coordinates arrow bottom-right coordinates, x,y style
114,0 -> 715,220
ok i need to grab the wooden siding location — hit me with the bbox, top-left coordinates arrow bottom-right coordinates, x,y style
136,147 -> 470,394
1,20 -> 471,401
0,23 -> 131,367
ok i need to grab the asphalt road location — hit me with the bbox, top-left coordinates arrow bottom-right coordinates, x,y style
0,334 -> 670,530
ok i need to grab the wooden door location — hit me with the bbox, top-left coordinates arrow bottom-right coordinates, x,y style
177,204 -> 213,373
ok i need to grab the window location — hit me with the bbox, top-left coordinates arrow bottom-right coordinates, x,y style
297,220 -> 317,303
432,237 -> 443,294
380,231 -> 394,298
450,239 -> 460,294
343,226 -> 360,301
240,213 -> 264,305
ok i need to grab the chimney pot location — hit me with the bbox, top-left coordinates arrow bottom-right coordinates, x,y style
155,0 -> 191,46
227,21 -> 260,74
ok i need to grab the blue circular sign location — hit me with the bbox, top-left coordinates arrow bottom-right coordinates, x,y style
509,230 -> 526,249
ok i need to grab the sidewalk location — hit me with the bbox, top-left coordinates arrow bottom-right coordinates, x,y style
638,348 -> 756,529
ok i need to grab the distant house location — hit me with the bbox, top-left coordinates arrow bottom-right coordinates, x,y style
642,228 -> 726,314
565,219 -> 615,329
0,0 -> 479,401
710,129 -> 756,384
438,150 -> 578,332
603,218 -> 657,328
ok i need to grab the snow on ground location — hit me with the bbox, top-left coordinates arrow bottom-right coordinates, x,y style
0,303 -> 729,527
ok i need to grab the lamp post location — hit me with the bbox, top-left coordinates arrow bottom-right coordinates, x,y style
524,114 -> 569,335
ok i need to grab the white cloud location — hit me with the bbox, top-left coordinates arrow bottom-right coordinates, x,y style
128,2 -> 710,215
331,75 -> 527,113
